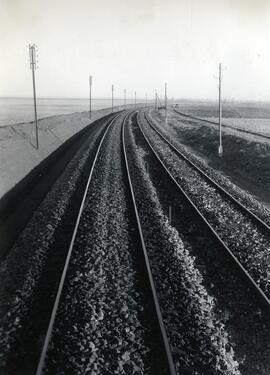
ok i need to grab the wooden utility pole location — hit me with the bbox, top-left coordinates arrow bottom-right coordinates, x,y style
218,63 -> 223,157
124,88 -> 126,110
89,75 -> 92,120
155,91 -> 157,109
29,44 -> 39,149
165,82 -> 168,124
112,84 -> 114,113
134,91 -> 136,108
145,92 -> 147,107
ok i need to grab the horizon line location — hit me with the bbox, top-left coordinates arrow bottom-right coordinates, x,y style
0,96 -> 269,104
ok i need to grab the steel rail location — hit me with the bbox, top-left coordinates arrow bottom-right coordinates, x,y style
146,112 -> 270,233
136,112 -> 270,311
173,108 -> 270,140
122,112 -> 177,375
35,112 -> 122,375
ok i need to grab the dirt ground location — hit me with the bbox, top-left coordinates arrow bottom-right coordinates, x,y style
153,109 -> 270,210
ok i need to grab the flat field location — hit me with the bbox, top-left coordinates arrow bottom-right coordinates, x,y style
177,101 -> 270,136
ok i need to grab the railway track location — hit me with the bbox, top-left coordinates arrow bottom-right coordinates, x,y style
174,109 -> 270,141
128,110 -> 270,374
0,113 -> 120,373
139,110 -> 270,309
149,111 -> 270,231
2,108 -> 269,374
0,113 -> 117,262
35,111 -> 176,374
125,113 -> 243,374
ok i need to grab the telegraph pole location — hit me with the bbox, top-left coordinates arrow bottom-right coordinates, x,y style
155,91 -> 157,109
145,92 -> 148,107
29,44 -> 39,149
112,84 -> 114,113
134,91 -> 136,108
124,88 -> 126,110
89,75 -> 92,120
218,63 -> 223,157
165,82 -> 168,124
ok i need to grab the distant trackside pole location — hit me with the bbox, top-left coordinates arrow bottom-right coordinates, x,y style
89,75 -> 92,120
112,84 -> 114,113
29,44 -> 39,149
218,63 -> 223,157
165,82 -> 168,125
124,88 -> 126,110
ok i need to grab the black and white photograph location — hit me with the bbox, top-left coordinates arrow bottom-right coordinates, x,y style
0,0 -> 270,374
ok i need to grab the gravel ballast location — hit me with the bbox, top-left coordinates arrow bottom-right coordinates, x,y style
125,114 -> 240,375
131,112 -> 270,375
0,118 -> 110,372
45,114 -> 164,374
149,109 -> 270,225
139,112 -> 270,298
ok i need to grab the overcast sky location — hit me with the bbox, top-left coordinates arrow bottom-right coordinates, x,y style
1,0 -> 270,101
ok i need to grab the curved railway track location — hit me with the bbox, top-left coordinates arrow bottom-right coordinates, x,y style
148,112 -> 270,233
2,108 -> 270,374
35,111 -> 176,375
122,113 -> 176,375
139,111 -> 270,310
130,110 -> 270,374
35,113 -> 121,374
0,112 -> 122,374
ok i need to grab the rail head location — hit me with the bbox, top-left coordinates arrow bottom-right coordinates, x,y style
136,111 -> 270,312
122,111 -> 177,375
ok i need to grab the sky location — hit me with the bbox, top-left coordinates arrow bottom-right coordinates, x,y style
1,0 -> 270,101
